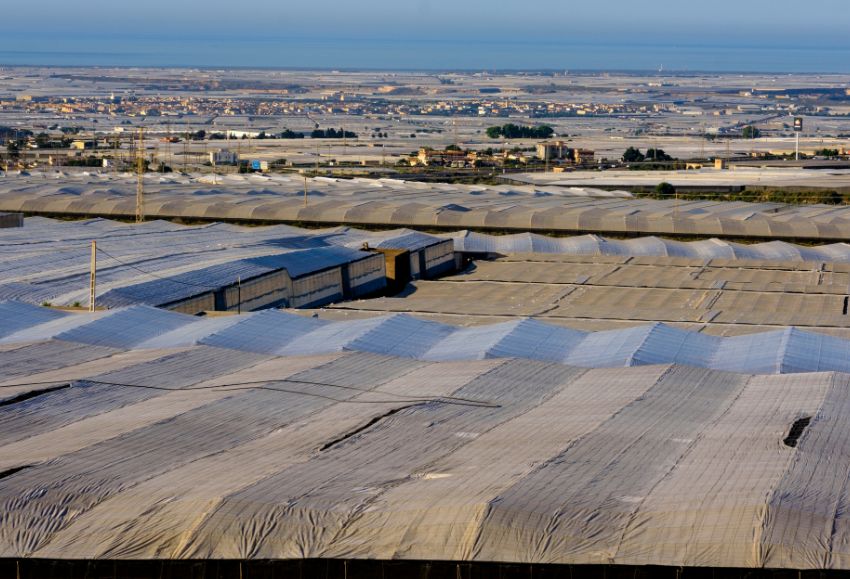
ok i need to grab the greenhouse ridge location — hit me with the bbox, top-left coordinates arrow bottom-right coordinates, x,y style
3,301 -> 850,375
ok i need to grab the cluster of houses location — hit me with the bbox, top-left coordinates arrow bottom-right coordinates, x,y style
407,141 -> 595,168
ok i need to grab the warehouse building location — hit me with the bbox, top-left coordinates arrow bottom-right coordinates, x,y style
99,247 -> 386,314
340,228 -> 457,288
0,218 -> 452,311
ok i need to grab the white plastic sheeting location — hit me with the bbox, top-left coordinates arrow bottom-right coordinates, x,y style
450,231 -> 850,262
6,216 -> 850,314
8,301 -> 850,376
52,306 -> 195,348
0,341 -> 848,570
97,246 -> 377,309
422,318 -> 585,362
0,217 -> 438,308
279,314 -> 455,359
0,301 -> 69,338
6,172 -> 850,240
197,310 -> 328,354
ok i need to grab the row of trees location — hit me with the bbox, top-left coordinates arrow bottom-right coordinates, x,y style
644,186 -> 846,205
0,127 -> 33,141
33,133 -> 73,149
486,124 -> 554,139
189,130 -> 226,141
189,128 -> 360,141
279,129 -> 304,139
622,147 -> 675,163
310,128 -> 357,139
814,148 -> 842,158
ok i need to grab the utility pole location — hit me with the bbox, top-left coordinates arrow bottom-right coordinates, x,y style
236,276 -> 241,315
136,127 -> 145,223
182,133 -> 188,173
166,122 -> 172,171
304,175 -> 308,207
89,240 -> 97,312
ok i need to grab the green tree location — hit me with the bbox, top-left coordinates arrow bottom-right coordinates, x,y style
6,141 -> 20,159
645,148 -> 674,161
815,148 -> 840,158
486,126 -> 503,138
824,191 -> 843,205
655,182 -> 676,197
742,125 -> 761,139
485,124 -> 554,139
622,147 -> 645,163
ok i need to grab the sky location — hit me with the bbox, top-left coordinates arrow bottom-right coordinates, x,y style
2,0 -> 849,71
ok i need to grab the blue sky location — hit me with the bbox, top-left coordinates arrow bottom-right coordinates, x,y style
2,0 -> 849,70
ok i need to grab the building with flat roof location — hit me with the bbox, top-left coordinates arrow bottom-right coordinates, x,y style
210,149 -> 238,166
536,141 -> 595,165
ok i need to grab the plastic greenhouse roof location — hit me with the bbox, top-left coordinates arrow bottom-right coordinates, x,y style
98,247 -> 375,308
0,217 -> 436,307
2,319 -> 850,569
6,303 -> 850,376
6,172 -> 850,241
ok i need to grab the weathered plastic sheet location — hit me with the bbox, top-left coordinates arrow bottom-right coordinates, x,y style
0,345 -> 846,570
7,304 -> 850,375
450,230 -> 850,262
0,300 -> 69,338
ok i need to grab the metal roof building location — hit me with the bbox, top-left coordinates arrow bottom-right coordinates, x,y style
0,217 -> 455,311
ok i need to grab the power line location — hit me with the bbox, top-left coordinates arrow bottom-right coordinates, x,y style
0,378 -> 500,408
95,246 -> 222,290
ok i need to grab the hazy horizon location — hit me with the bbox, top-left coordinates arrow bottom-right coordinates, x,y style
2,0 -> 849,72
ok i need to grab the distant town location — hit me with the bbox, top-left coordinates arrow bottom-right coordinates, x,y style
2,67 -> 850,182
